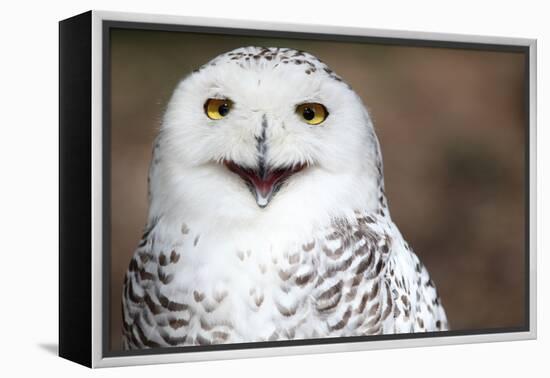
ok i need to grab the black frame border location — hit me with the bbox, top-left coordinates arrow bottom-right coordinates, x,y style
101,19 -> 531,359
59,11 -> 93,367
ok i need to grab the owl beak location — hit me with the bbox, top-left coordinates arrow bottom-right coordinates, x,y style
251,164 -> 284,208
224,161 -> 305,208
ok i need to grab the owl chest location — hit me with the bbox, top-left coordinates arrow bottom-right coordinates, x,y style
164,234 -> 393,342
127,215 -> 438,347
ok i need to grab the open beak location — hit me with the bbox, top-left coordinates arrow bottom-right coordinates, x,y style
224,160 -> 305,208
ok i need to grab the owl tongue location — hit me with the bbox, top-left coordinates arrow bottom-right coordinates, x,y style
248,169 -> 287,208
224,161 -> 303,208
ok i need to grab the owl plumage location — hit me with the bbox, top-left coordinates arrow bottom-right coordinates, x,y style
122,47 -> 448,349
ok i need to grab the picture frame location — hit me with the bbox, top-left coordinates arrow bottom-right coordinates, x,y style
59,10 -> 537,368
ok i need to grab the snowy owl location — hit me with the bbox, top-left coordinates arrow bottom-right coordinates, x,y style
122,46 -> 448,349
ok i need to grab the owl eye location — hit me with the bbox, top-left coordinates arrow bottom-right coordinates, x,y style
204,98 -> 233,120
296,103 -> 329,125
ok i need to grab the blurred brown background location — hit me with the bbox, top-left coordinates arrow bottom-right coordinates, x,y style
109,28 -> 526,351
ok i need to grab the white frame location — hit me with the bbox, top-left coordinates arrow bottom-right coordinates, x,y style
90,10 -> 537,368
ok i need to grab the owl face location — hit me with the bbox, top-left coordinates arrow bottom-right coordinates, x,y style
152,47 -> 381,227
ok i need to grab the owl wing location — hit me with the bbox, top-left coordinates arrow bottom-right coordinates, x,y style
122,219 -> 190,350
381,218 -> 449,333
404,250 -> 449,331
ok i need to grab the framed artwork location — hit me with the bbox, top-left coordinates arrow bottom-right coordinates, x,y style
59,10 -> 537,368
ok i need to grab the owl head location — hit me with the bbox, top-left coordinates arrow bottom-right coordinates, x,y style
149,47 -> 385,233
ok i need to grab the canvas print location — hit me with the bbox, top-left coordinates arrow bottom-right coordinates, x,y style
110,29 -> 526,352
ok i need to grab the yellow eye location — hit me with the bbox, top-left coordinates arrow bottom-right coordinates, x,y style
296,103 -> 329,125
204,98 -> 233,120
